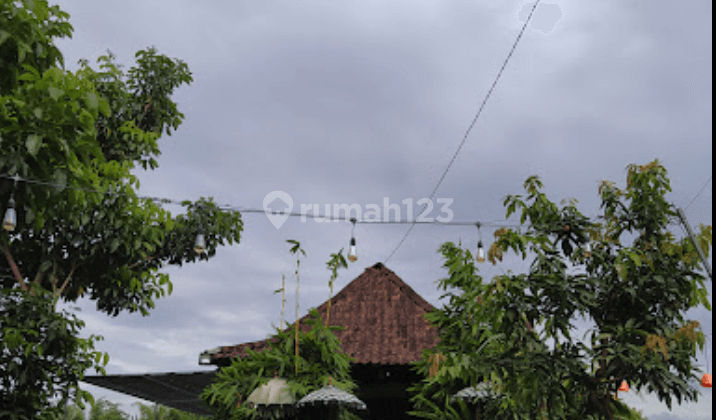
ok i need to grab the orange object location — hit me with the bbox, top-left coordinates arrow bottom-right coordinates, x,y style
701,373 -> 712,388
619,381 -> 629,392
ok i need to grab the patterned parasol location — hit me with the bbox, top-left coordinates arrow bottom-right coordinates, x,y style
245,373 -> 297,417
453,381 -> 501,403
453,382 -> 502,420
296,377 -> 367,419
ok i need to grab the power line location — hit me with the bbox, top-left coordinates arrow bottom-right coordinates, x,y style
684,174 -> 712,212
0,173 -> 602,229
1,172 -> 684,230
383,0 -> 542,265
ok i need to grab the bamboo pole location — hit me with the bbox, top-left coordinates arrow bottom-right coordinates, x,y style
280,272 -> 285,330
295,259 -> 300,375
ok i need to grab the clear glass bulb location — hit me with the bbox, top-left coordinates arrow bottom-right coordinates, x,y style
348,237 -> 357,262
3,204 -> 16,232
194,232 -> 206,254
476,241 -> 485,263
583,240 -> 592,258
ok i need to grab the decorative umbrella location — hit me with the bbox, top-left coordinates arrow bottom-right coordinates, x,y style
453,382 -> 501,420
246,372 -> 297,418
296,377 -> 367,420
452,382 -> 499,402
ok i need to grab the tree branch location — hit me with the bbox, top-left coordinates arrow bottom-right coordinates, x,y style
50,262 -> 58,294
33,266 -> 44,287
2,242 -> 28,291
129,256 -> 155,269
56,262 -> 76,297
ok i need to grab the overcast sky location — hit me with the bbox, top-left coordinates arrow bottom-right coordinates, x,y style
48,1 -> 713,419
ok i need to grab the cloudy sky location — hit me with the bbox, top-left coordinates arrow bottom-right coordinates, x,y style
48,1 -> 712,419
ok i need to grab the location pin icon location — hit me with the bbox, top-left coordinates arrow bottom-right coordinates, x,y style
263,191 -> 293,229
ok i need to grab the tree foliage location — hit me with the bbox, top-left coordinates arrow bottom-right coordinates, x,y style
1,0 -> 243,416
134,401 -> 209,420
408,160 -> 711,420
0,287 -> 105,419
202,245 -> 360,420
46,396 -> 210,420
201,309 -> 361,420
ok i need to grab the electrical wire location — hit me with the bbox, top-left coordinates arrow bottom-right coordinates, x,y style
383,0 -> 542,265
684,174 -> 712,213
0,172 -> 684,230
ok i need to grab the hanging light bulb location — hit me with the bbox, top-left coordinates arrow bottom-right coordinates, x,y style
702,373 -> 712,388
613,380 -> 629,400
702,338 -> 712,388
194,226 -> 206,254
348,237 -> 357,262
583,239 -> 592,257
348,218 -> 357,262
3,195 -> 16,232
3,175 -> 19,232
476,222 -> 485,263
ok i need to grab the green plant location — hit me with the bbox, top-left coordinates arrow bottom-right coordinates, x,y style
0,0 -> 243,415
201,308 -> 361,420
202,242 -> 360,420
409,160 -> 710,420
325,248 -> 348,325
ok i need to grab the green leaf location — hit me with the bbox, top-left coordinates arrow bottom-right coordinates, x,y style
625,318 -> 636,330
98,97 -> 111,117
615,263 -> 626,281
48,87 -> 64,100
0,30 -> 10,46
86,91 -> 99,109
26,134 -> 42,156
629,252 -> 642,267
39,260 -> 52,273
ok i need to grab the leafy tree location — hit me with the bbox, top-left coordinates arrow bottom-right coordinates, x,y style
202,309 -> 361,420
45,400 -> 85,420
408,160 -> 711,420
134,402 -> 210,420
0,287 -> 104,418
87,398 -> 130,420
202,244 -> 360,420
1,0 -> 243,417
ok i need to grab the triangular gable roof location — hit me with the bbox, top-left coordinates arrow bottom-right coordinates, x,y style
206,262 -> 440,366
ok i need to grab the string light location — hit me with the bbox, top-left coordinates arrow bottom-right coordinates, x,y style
2,172 -> 656,229
702,335 -> 712,388
194,203 -> 206,254
3,195 -> 16,232
476,222 -> 485,263
2,175 -> 19,232
0,172 -> 692,262
348,218 -> 357,262
194,226 -> 206,254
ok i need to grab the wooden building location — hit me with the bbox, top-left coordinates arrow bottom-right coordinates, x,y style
201,262 -> 440,419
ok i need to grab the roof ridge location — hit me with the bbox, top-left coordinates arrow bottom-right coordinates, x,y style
207,263 -> 440,365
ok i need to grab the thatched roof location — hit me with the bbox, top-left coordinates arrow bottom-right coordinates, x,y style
204,262 -> 440,366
